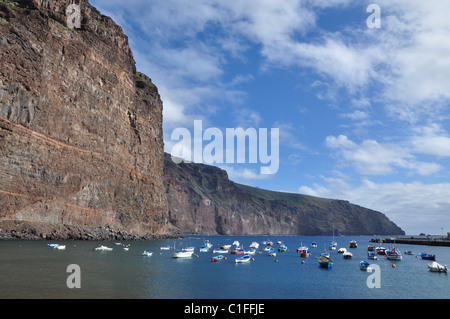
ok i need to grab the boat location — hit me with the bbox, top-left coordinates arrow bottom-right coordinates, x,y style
420,253 -> 436,261
142,251 -> 153,256
199,243 -> 212,252
376,246 -> 386,255
95,245 -> 113,251
249,242 -> 259,249
367,252 -> 378,260
297,245 -> 311,257
277,240 -> 282,244
359,260 -> 371,271
278,244 -> 288,252
211,255 -> 225,262
231,247 -> 244,255
337,247 -> 347,253
213,248 -> 229,254
349,240 -> 357,248
235,255 -> 252,263
268,249 -> 277,257
173,251 -> 193,258
329,243 -> 337,250
232,240 -> 240,247
123,247 -> 129,251
404,250 -> 414,255
47,244 -> 59,247
244,249 -> 256,255
343,251 -> 353,259
386,245 -> 403,261
220,244 -> 232,250
54,245 -> 66,250
311,242 -> 317,248
367,243 -> 376,251
160,245 -> 171,250
263,246 -> 272,252
428,261 -> 448,272
182,246 -> 195,252
318,256 -> 333,269
266,241 -> 274,246
320,251 -> 330,258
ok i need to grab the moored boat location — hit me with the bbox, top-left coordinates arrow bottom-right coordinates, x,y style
311,242 -> 317,248
367,252 -> 378,260
367,243 -> 376,251
376,246 -> 386,255
213,248 -> 229,254
235,255 -> 252,263
428,261 -> 448,272
337,247 -> 347,253
343,251 -> 353,259
298,247 -> 311,257
359,260 -> 371,271
95,245 -> 113,251
278,244 -> 288,252
268,249 -> 277,257
250,242 -> 260,249
404,250 -> 414,255
142,251 -> 153,256
173,251 -> 193,258
349,240 -> 358,248
160,245 -> 171,250
221,244 -> 232,250
318,255 -> 333,269
420,253 -> 436,261
386,246 -> 403,260
211,255 -> 225,262
182,246 -> 195,252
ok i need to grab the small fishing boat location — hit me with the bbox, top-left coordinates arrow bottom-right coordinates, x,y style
211,255 -> 225,262
386,246 -> 403,261
231,248 -> 244,255
404,250 -> 414,255
220,244 -> 232,250
235,255 -> 252,263
343,251 -> 353,259
263,246 -> 272,252
250,242 -> 259,249
278,244 -> 288,252
266,241 -> 274,246
311,242 -> 317,248
428,261 -> 448,272
329,243 -> 337,250
420,253 -> 436,261
318,256 -> 333,269
244,249 -> 256,255
297,245 -> 311,257
213,248 -> 229,254
367,252 -> 378,260
337,247 -> 347,253
376,246 -> 386,255
367,243 -> 376,251
142,251 -> 153,256
232,240 -> 240,247
320,251 -> 330,258
47,244 -> 59,247
182,246 -> 195,252
359,260 -> 371,271
95,245 -> 113,251
268,249 -> 277,257
173,251 -> 193,258
54,245 -> 66,250
160,245 -> 171,250
349,240 -> 358,248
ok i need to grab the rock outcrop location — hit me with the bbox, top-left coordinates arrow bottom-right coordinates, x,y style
165,153 -> 405,236
0,0 -> 168,238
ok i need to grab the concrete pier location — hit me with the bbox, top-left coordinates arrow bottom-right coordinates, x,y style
370,237 -> 450,247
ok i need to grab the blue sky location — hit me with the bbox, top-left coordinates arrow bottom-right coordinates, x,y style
91,0 -> 450,235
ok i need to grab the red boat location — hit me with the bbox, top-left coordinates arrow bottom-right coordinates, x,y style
230,248 -> 244,255
420,253 -> 436,260
297,247 -> 311,257
376,247 -> 386,255
211,255 -> 225,262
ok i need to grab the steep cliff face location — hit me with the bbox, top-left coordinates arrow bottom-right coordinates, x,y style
0,0 -> 168,239
165,153 -> 405,236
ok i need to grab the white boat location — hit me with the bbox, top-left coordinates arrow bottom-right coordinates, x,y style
95,245 -> 113,251
263,246 -> 272,252
428,261 -> 448,272
232,240 -> 240,247
213,248 -> 229,254
160,245 -> 171,250
349,240 -> 358,248
244,249 -> 256,255
54,245 -> 66,250
173,251 -> 193,258
235,255 -> 252,263
343,251 -> 353,259
220,244 -> 232,249
142,251 -> 153,256
337,247 -> 347,253
268,249 -> 277,257
249,242 -> 260,249
182,246 -> 195,252
386,245 -> 403,261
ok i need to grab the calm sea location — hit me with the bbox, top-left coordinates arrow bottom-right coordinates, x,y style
1,235 -> 449,299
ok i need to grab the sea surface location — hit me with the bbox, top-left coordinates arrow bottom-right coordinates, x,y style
1,235 -> 449,299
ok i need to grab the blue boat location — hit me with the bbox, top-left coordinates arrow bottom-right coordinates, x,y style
420,253 -> 436,260
142,251 -> 153,256
367,252 -> 378,260
211,255 -> 224,262
359,260 -> 371,271
318,256 -> 333,269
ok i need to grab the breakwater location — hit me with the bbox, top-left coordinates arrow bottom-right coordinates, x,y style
371,237 -> 450,247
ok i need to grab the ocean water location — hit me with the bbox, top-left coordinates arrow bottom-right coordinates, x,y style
0,235 -> 449,299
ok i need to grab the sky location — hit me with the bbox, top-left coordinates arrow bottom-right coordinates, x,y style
90,0 -> 450,235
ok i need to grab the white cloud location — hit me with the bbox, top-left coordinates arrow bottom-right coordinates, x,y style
325,135 -> 442,176
299,177 -> 450,235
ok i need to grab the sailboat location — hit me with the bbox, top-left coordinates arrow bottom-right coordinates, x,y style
386,244 -> 402,261
330,229 -> 337,250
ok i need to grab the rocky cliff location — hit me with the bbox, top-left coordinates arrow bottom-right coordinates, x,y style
0,0 -> 169,239
165,153 -> 405,236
